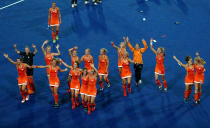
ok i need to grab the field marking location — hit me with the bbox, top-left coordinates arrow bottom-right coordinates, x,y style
0,0 -> 24,10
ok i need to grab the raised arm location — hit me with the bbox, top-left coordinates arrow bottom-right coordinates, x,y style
41,40 -> 48,55
123,36 -> 127,46
69,46 -> 78,56
4,54 -> 17,65
173,56 -> 186,68
110,41 -> 119,50
127,37 -> 134,52
150,38 -> 157,54
13,44 -> 20,54
195,52 -> 200,59
140,39 -> 148,52
52,44 -> 60,56
32,44 -> 38,55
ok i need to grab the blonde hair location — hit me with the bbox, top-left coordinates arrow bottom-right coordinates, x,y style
46,46 -> 51,51
101,48 -> 108,54
195,57 -> 206,65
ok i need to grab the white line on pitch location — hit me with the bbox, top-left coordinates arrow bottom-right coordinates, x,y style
0,0 -> 24,10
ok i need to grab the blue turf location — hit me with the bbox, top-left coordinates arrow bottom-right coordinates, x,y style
0,0 -> 210,127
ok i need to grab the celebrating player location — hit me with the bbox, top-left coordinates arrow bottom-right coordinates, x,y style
48,2 -> 61,43
150,38 -> 168,92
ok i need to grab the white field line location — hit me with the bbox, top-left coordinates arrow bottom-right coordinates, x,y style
0,0 -> 24,10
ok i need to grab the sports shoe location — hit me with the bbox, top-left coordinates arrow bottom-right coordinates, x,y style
21,99 -> 26,103
198,99 -> 200,104
53,40 -> 56,43
184,98 -> 188,103
159,85 -> 162,90
107,83 -> 110,88
56,35 -> 59,40
26,95 -> 30,101
100,88 -> 104,91
85,1 -> 89,4
164,88 -> 167,93
72,4 -> 75,8
195,101 -> 198,105
54,103 -> 59,108
138,80 -> 142,85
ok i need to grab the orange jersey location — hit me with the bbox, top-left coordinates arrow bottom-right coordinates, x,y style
17,64 -> 27,85
80,75 -> 89,95
185,65 -> 195,84
45,53 -> 53,65
84,55 -> 93,71
87,75 -> 97,97
49,7 -> 60,26
71,56 -> 79,66
155,54 -> 165,75
121,58 -> 132,79
194,65 -> 205,83
70,68 -> 81,90
45,53 -> 53,76
17,64 -> 27,78
127,40 -> 148,64
98,55 -> 108,75
118,48 -> 126,67
49,66 -> 60,87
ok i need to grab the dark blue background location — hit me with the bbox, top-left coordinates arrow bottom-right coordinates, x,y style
0,0 -> 210,127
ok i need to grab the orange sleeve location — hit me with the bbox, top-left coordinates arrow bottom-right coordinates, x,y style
140,39 -> 148,53
127,41 -> 134,52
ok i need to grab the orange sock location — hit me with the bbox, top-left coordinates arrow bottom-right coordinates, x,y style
76,97 -> 80,106
88,102 -> 91,114
198,92 -> 202,99
72,97 -> 75,109
82,100 -> 86,107
91,103 -> 96,111
20,90 -> 26,99
52,32 -> 56,40
105,79 -> 109,84
156,80 -> 162,86
184,91 -> 189,99
99,81 -> 104,88
56,31 -> 59,36
123,84 -> 127,96
194,93 -> 199,101
54,94 -> 59,104
163,80 -> 167,88
71,97 -> 75,103
127,84 -> 131,93
24,90 -> 29,96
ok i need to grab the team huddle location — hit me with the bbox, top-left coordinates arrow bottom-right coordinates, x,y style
3,2 -> 206,115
